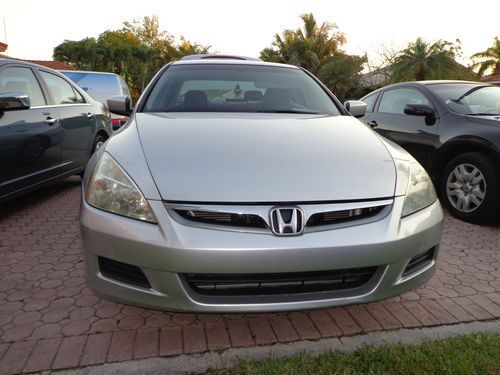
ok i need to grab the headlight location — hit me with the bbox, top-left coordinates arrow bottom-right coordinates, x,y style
85,153 -> 157,223
401,161 -> 437,217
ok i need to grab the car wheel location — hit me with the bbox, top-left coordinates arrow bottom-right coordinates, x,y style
440,152 -> 499,223
91,134 -> 106,155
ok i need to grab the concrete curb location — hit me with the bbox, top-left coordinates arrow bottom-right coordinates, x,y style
56,319 -> 500,375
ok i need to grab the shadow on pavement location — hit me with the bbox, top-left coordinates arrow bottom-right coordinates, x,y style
0,176 -> 82,220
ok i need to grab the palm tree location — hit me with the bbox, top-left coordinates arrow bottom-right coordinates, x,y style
390,38 -> 462,82
471,37 -> 500,77
260,13 -> 346,74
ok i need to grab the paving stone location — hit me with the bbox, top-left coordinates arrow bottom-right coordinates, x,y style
52,336 -> 87,370
308,310 -> 342,338
227,319 -> 254,347
289,313 -> 321,340
345,305 -> 382,332
23,337 -> 61,373
80,333 -> 112,366
134,328 -> 159,359
268,315 -> 299,343
205,321 -> 231,351
0,340 -> 36,374
327,308 -> 362,336
159,327 -> 182,356
248,317 -> 277,345
183,324 -> 207,354
107,330 -> 135,362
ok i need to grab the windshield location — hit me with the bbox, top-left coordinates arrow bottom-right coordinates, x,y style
142,64 -> 340,115
61,72 -> 125,103
429,83 -> 500,116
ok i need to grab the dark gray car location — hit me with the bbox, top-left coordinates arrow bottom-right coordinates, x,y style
0,59 -> 112,202
359,81 -> 500,223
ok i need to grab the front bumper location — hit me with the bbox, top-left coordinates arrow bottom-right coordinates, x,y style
80,196 -> 443,312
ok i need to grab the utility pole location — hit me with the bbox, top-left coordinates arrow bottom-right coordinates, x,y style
2,17 -> 6,43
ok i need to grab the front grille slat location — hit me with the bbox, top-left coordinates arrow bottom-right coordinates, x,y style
184,267 -> 377,296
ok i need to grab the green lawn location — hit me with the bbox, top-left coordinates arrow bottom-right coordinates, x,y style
209,334 -> 500,375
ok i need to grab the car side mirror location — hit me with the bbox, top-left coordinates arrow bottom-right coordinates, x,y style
344,100 -> 367,118
404,104 -> 436,126
107,95 -> 132,117
0,93 -> 30,111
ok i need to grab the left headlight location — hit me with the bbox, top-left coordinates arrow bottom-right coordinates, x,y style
85,153 -> 157,223
401,161 -> 437,217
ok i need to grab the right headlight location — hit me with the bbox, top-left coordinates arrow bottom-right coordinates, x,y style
85,152 -> 157,223
401,161 -> 437,217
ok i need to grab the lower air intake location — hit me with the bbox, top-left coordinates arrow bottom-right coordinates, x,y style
402,247 -> 435,277
184,267 -> 377,296
98,256 -> 151,289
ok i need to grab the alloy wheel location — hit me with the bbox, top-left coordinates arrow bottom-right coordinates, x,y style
446,163 -> 487,213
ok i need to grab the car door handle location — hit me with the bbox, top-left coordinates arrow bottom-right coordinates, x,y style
43,117 -> 58,125
87,112 -> 94,119
367,120 -> 378,128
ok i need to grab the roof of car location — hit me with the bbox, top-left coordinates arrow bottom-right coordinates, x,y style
384,80 -> 487,88
172,55 -> 299,69
416,80 -> 486,86
59,70 -> 121,76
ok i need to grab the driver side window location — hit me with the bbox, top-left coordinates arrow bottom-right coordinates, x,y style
0,66 -> 46,107
379,88 -> 430,114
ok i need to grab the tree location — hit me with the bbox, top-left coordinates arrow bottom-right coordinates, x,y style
260,13 -> 346,74
54,15 -> 210,95
320,54 -> 367,100
54,38 -> 99,71
260,13 -> 364,101
471,37 -> 500,77
390,38 -> 469,82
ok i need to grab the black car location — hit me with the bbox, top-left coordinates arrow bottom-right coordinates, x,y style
0,59 -> 112,202
360,80 -> 500,223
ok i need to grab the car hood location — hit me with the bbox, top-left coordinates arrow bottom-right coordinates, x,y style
466,114 -> 500,126
135,113 -> 396,202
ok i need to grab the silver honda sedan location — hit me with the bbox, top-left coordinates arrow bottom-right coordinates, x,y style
80,55 -> 443,312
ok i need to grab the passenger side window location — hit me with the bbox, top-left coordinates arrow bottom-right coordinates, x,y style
378,88 -> 430,114
361,93 -> 379,112
39,71 -> 85,105
0,66 -> 46,107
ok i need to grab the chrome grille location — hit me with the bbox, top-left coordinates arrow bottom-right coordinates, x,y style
166,199 -> 392,233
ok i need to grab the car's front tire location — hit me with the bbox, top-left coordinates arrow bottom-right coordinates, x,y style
440,152 -> 499,223
91,134 -> 107,155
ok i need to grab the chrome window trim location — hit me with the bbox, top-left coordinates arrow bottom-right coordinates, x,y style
30,103 -> 92,109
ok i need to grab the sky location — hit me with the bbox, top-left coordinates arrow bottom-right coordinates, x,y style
1,0 -> 499,66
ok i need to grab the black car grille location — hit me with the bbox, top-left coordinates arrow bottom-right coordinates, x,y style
98,256 -> 151,289
184,266 -> 378,296
174,209 -> 267,229
172,203 -> 388,232
306,206 -> 384,227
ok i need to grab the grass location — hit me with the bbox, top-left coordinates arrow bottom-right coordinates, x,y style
208,334 -> 500,375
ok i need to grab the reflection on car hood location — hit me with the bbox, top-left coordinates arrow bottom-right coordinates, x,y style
135,113 -> 396,202
466,114 -> 500,126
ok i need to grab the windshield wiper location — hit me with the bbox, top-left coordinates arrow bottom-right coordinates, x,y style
451,85 -> 491,103
256,109 -> 320,114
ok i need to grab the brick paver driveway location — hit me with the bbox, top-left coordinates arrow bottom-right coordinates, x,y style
0,177 -> 499,374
